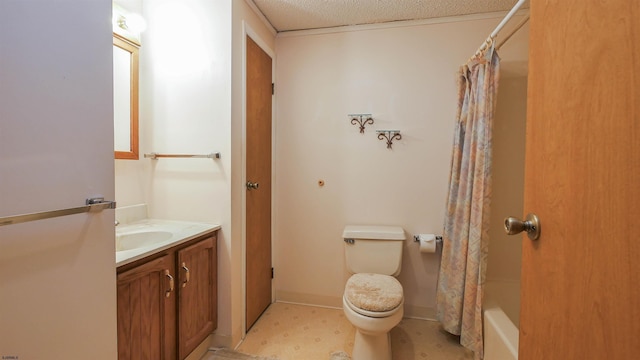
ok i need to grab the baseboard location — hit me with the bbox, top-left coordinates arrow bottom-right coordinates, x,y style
185,335 -> 214,360
276,291 -> 438,321
211,332 -> 233,349
403,304 -> 437,321
276,290 -> 342,308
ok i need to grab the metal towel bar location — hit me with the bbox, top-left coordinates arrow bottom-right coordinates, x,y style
144,152 -> 221,160
0,197 -> 116,227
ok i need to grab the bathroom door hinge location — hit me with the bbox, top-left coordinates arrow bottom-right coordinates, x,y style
272,83 -> 274,95
271,267 -> 274,279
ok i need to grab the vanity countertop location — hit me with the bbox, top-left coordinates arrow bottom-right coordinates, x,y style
116,219 -> 220,267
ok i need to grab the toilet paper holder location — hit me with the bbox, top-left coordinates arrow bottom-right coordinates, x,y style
413,235 -> 443,243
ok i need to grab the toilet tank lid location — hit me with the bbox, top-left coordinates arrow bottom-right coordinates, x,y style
343,225 -> 405,240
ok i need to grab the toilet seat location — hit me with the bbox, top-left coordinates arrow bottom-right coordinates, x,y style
344,273 -> 403,318
345,295 -> 403,318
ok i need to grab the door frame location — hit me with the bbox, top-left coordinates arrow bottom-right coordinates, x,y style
241,22 -> 276,337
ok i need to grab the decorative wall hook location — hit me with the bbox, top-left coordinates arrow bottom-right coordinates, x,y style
376,130 -> 402,149
349,114 -> 374,133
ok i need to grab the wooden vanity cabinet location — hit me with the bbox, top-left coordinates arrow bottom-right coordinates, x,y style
177,236 -> 217,359
117,253 -> 177,360
117,232 -> 217,360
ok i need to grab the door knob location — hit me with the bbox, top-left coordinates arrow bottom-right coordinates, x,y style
246,181 -> 259,190
504,213 -> 540,240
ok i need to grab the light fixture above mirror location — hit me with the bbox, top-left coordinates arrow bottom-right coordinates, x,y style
112,4 -> 145,45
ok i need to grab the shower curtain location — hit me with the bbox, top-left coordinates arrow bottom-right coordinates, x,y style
436,47 -> 500,359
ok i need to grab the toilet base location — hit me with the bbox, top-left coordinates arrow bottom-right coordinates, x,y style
352,329 -> 391,360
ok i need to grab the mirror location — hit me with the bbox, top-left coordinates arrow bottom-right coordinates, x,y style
113,34 -> 139,160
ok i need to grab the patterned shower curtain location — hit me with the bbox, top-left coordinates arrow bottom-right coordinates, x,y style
436,48 -> 500,359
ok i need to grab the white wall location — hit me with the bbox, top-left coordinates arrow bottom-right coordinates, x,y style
116,0 -> 232,223
115,0 -> 276,347
115,0 -> 234,343
274,15 -> 529,318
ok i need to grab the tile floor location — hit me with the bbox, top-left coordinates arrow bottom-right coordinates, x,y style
232,302 -> 473,360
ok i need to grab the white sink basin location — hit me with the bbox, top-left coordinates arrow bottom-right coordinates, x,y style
116,230 -> 173,252
115,219 -> 220,267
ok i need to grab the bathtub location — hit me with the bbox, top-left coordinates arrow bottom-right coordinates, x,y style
483,281 -> 520,360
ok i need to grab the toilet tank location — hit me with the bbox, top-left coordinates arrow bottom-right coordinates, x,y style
343,225 -> 405,276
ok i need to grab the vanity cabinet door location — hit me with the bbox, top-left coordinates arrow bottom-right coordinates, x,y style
117,254 -> 176,360
177,236 -> 217,360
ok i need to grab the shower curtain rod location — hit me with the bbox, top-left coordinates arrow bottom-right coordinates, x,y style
471,0 -> 528,59
496,14 -> 530,50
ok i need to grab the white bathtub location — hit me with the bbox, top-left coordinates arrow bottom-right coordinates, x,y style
483,281 -> 520,360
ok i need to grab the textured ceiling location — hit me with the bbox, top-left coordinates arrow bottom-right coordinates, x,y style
251,0 -> 528,32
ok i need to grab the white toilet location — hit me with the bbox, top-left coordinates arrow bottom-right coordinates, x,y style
342,225 -> 405,360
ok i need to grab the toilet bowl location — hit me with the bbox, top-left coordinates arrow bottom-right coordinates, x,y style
341,225 -> 406,360
343,273 -> 404,360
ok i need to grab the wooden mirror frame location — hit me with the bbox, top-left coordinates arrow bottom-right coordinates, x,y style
113,34 -> 139,160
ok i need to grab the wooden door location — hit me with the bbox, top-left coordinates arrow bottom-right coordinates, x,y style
245,36 -> 273,330
177,236 -> 217,360
0,1 -> 117,358
117,255 -> 176,360
519,1 -> 640,359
